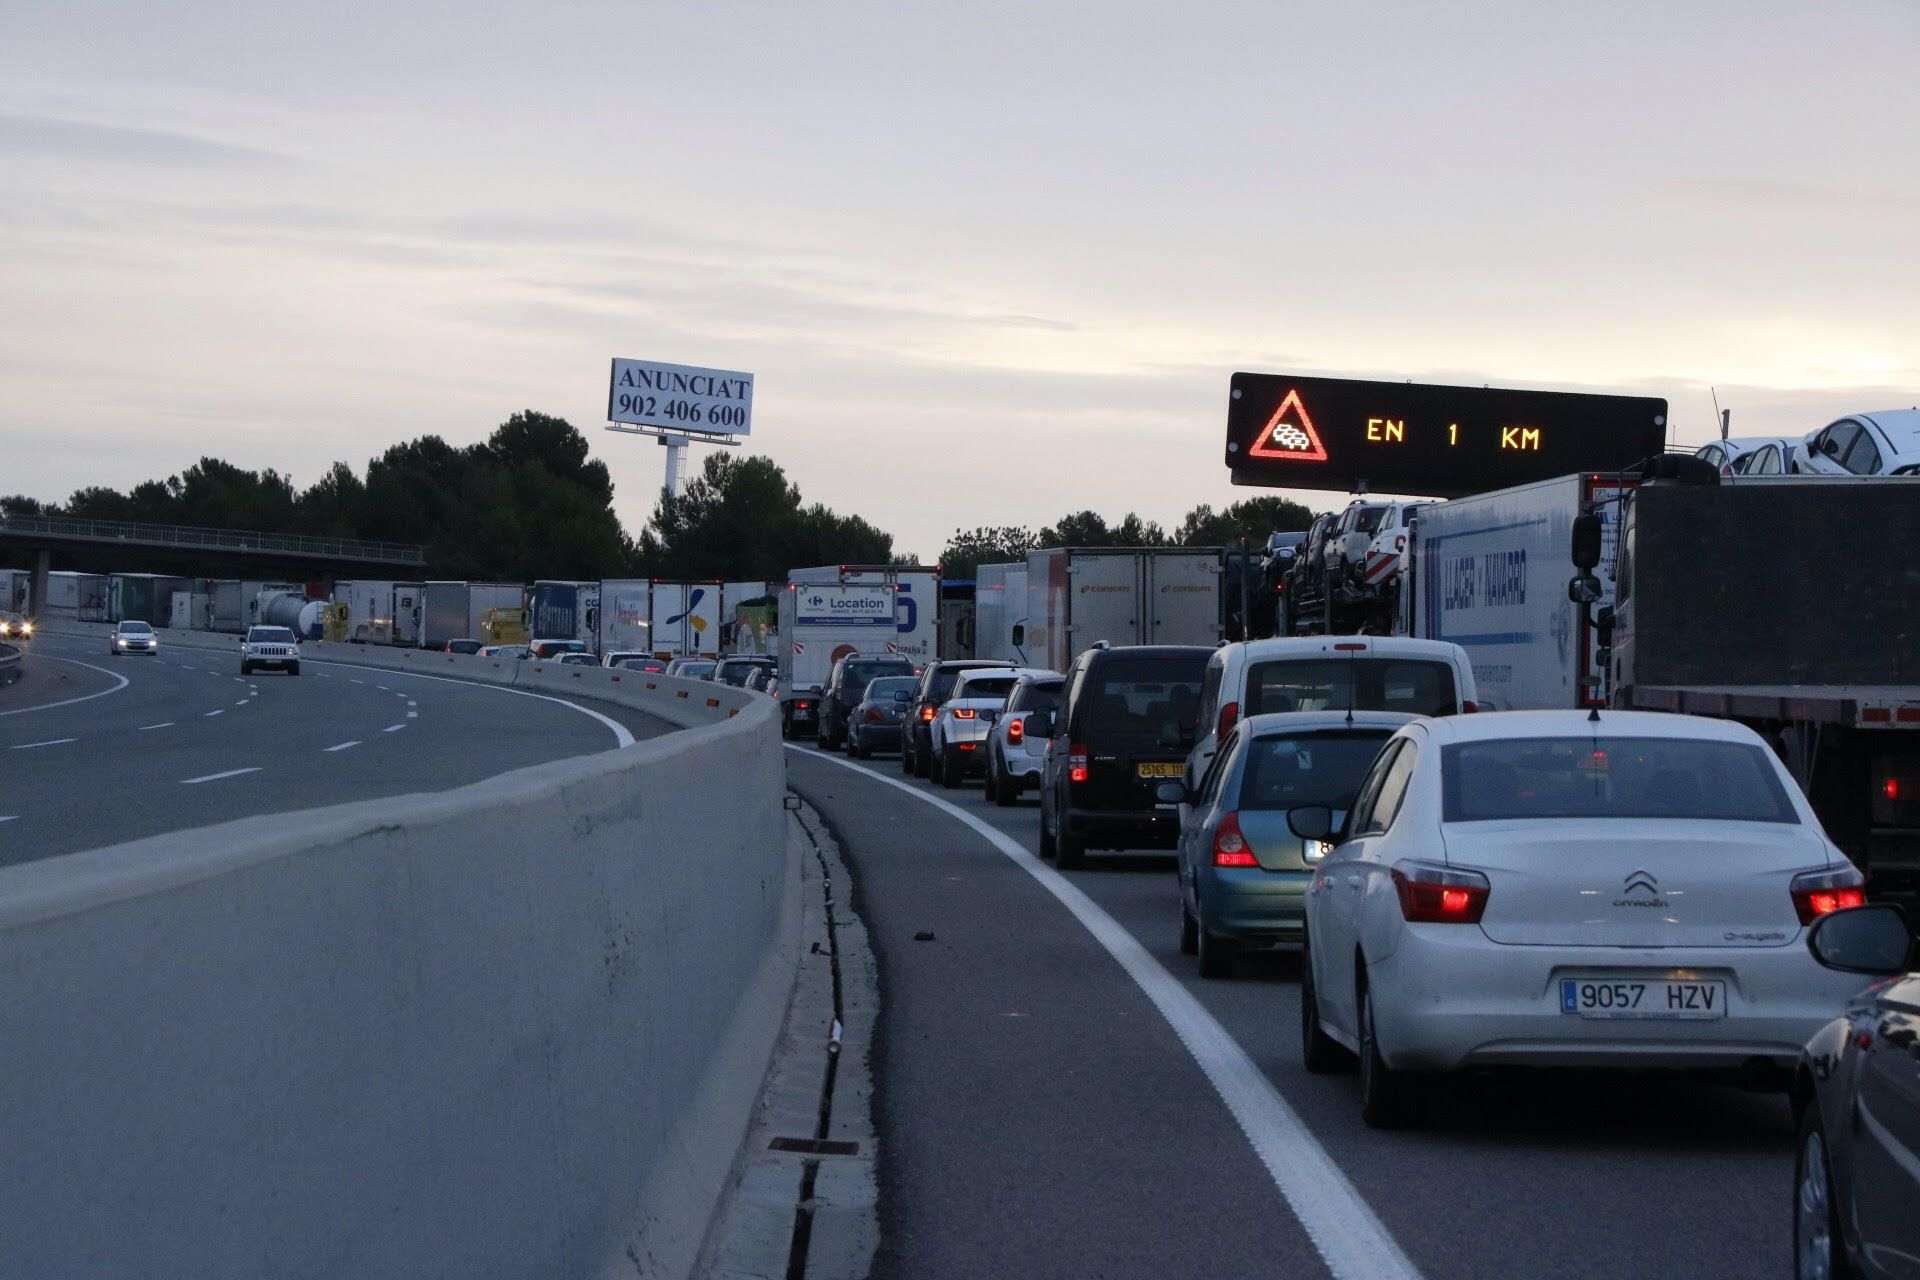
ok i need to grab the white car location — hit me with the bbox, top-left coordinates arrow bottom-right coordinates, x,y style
1294,708 -> 1872,1128
984,672 -> 1065,805
1790,410 -> 1920,478
109,620 -> 158,655
240,625 -> 301,675
930,666 -> 1054,788
1694,436 -> 1796,477
1188,635 -> 1478,789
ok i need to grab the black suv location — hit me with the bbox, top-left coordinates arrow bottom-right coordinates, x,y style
817,652 -> 914,751
1034,645 -> 1211,869
901,659 -> 1013,778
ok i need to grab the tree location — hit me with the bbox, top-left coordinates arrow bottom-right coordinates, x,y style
1,495 -> 47,517
939,525 -> 1037,578
1035,510 -> 1168,548
1174,496 -> 1315,548
646,453 -> 893,579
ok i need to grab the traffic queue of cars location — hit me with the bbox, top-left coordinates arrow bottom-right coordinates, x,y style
798,633 -> 1917,1275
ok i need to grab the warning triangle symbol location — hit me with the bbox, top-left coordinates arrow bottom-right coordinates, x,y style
1249,388 -> 1329,462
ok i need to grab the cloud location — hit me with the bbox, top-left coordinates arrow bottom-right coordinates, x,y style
0,113 -> 286,167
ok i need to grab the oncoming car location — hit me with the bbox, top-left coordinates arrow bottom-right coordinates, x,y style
0,611 -> 31,642
110,620 -> 158,655
1294,709 -> 1876,1128
240,625 -> 300,675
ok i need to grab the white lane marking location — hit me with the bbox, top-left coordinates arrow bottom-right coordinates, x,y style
304,659 -> 635,749
180,766 -> 261,785
791,747 -> 1426,1280
232,677 -> 247,684
0,655 -> 131,718
406,710 -> 418,719
322,740 -> 361,753
0,815 -> 17,823
10,737 -> 78,750
314,672 -> 332,679
376,684 -> 390,691
350,679 -> 366,685
235,699 -> 250,707
203,709 -> 224,718
138,722 -> 175,731
382,723 -> 407,733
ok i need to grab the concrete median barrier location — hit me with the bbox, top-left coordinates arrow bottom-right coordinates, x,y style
4,623 -> 794,1279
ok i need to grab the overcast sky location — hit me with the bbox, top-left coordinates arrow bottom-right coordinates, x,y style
2,1 -> 1915,559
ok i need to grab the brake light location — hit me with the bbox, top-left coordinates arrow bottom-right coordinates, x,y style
1461,700 -> 1479,714
1391,860 -> 1490,923
1212,812 -> 1257,867
1069,744 -> 1088,784
1216,701 -> 1239,741
1884,777 -> 1901,802
865,707 -> 883,722
1333,642 -> 1367,652
952,707 -> 976,719
795,701 -> 811,710
1791,867 -> 1866,926
920,705 -> 934,723
957,742 -> 975,752
1007,717 -> 1024,744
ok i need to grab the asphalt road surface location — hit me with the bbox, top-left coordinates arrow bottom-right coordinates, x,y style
0,630 -> 675,865
785,740 -> 1793,1280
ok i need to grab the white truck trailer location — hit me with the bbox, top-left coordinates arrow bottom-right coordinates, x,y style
787,564 -> 940,665
333,580 -> 397,644
1021,548 -> 1223,674
648,581 -> 723,658
598,579 -> 654,656
466,584 -> 523,642
973,562 -> 1029,662
419,581 -> 470,649
775,580 -> 899,739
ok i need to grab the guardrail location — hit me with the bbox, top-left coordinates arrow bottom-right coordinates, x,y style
0,641 -> 19,686
0,513 -> 426,566
0,629 -> 792,1279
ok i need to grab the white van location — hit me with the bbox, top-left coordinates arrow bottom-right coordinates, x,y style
1185,636 -> 1478,787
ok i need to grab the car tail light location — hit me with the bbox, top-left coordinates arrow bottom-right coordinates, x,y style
1461,699 -> 1479,714
1069,744 -> 1088,785
865,707 -> 883,722
1007,717 -> 1024,744
1791,866 -> 1866,926
1391,860 -> 1490,923
1212,812 -> 1257,867
795,700 -> 811,710
1216,701 -> 1239,741
1334,641 -> 1367,652
920,705 -> 934,723
952,707 -> 976,719
957,742 -> 975,752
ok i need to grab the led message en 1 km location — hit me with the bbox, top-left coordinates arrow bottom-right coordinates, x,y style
1225,373 -> 1668,497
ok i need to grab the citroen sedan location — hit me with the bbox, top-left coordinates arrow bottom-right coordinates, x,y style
1295,709 -> 1877,1128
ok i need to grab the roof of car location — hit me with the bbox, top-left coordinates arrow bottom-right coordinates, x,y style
1230,636 -> 1466,663
956,666 -> 1053,686
1413,708 -> 1765,746
1858,409 -> 1920,454
1083,645 -> 1213,660
928,659 -> 1013,670
1239,710 -> 1419,736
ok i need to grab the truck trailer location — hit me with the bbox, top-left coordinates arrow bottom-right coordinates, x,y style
1020,548 -> 1223,674
775,579 -> 899,738
974,563 -> 1029,662
787,564 -> 940,665
419,581 -> 470,649
598,579 -> 654,656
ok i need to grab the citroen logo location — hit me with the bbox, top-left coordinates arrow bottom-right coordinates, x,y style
1623,870 -> 1659,896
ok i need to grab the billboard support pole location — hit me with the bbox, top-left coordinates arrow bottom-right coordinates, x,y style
660,434 -> 687,500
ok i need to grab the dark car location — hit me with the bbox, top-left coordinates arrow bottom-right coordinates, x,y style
1792,903 -> 1919,1280
445,638 -> 484,655
848,675 -> 919,759
714,655 -> 776,687
902,659 -> 1013,778
1032,645 -> 1211,869
817,652 -> 914,751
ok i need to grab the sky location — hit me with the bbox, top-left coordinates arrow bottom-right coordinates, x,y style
1,1 -> 1915,560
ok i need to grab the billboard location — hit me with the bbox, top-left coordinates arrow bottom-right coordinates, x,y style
607,358 -> 753,439
1225,373 -> 1667,497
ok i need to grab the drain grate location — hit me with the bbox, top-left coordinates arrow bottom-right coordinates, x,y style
769,1136 -> 860,1157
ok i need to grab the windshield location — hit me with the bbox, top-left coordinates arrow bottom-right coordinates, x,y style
954,676 -> 1017,700
248,627 -> 293,643
120,621 -> 153,634
929,664 -> 1003,702
1351,506 -> 1388,534
1237,730 -> 1395,812
1245,658 -> 1456,717
1442,736 -> 1799,823
1079,654 -> 1207,744
865,677 -> 917,700
680,661 -> 716,678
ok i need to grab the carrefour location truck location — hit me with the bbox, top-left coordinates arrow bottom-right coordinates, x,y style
776,578 -> 902,739
787,564 -> 940,665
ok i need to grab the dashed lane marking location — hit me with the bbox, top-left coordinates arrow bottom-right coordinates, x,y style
138,722 -> 175,731
235,699 -> 250,707
322,740 -> 361,753
406,710 -> 418,719
0,815 -> 17,823
203,709 -> 224,718
791,747 -> 1427,1280
9,738 -> 77,750
180,767 -> 262,785
383,723 -> 407,733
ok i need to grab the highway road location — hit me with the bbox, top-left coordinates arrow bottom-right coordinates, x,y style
785,742 -> 1793,1280
0,630 -> 675,865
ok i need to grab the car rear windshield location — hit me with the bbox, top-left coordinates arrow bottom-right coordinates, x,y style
1078,654 -> 1207,745
844,659 -> 909,689
865,676 -> 917,700
1245,658 -> 1456,717
249,628 -> 293,643
1012,684 -> 1062,713
927,664 -> 1001,702
1238,730 -> 1395,811
1441,736 -> 1799,823
955,676 -> 1018,700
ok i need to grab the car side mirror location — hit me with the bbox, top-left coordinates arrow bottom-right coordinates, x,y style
1026,709 -> 1054,738
1807,904 -> 1913,976
1570,512 -> 1602,571
1287,805 -> 1337,842
1154,781 -> 1187,805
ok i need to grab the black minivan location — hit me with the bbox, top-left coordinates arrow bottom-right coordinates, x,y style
1033,645 -> 1212,869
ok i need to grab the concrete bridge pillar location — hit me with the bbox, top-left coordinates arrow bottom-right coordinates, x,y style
30,547 -> 50,618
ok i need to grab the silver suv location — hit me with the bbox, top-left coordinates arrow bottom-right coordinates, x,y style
241,625 -> 302,676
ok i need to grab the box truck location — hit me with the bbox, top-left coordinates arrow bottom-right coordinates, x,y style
333,580 -> 396,644
419,581 -> 470,648
1021,548 -> 1223,674
649,581 -> 724,658
0,569 -> 28,614
169,591 -> 211,630
528,580 -> 586,643
775,580 -> 899,738
598,579 -> 654,656
974,562 -> 1029,662
787,564 -> 940,664
467,584 -> 524,642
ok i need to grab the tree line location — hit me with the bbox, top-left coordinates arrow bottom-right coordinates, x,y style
1,411 -> 1315,582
